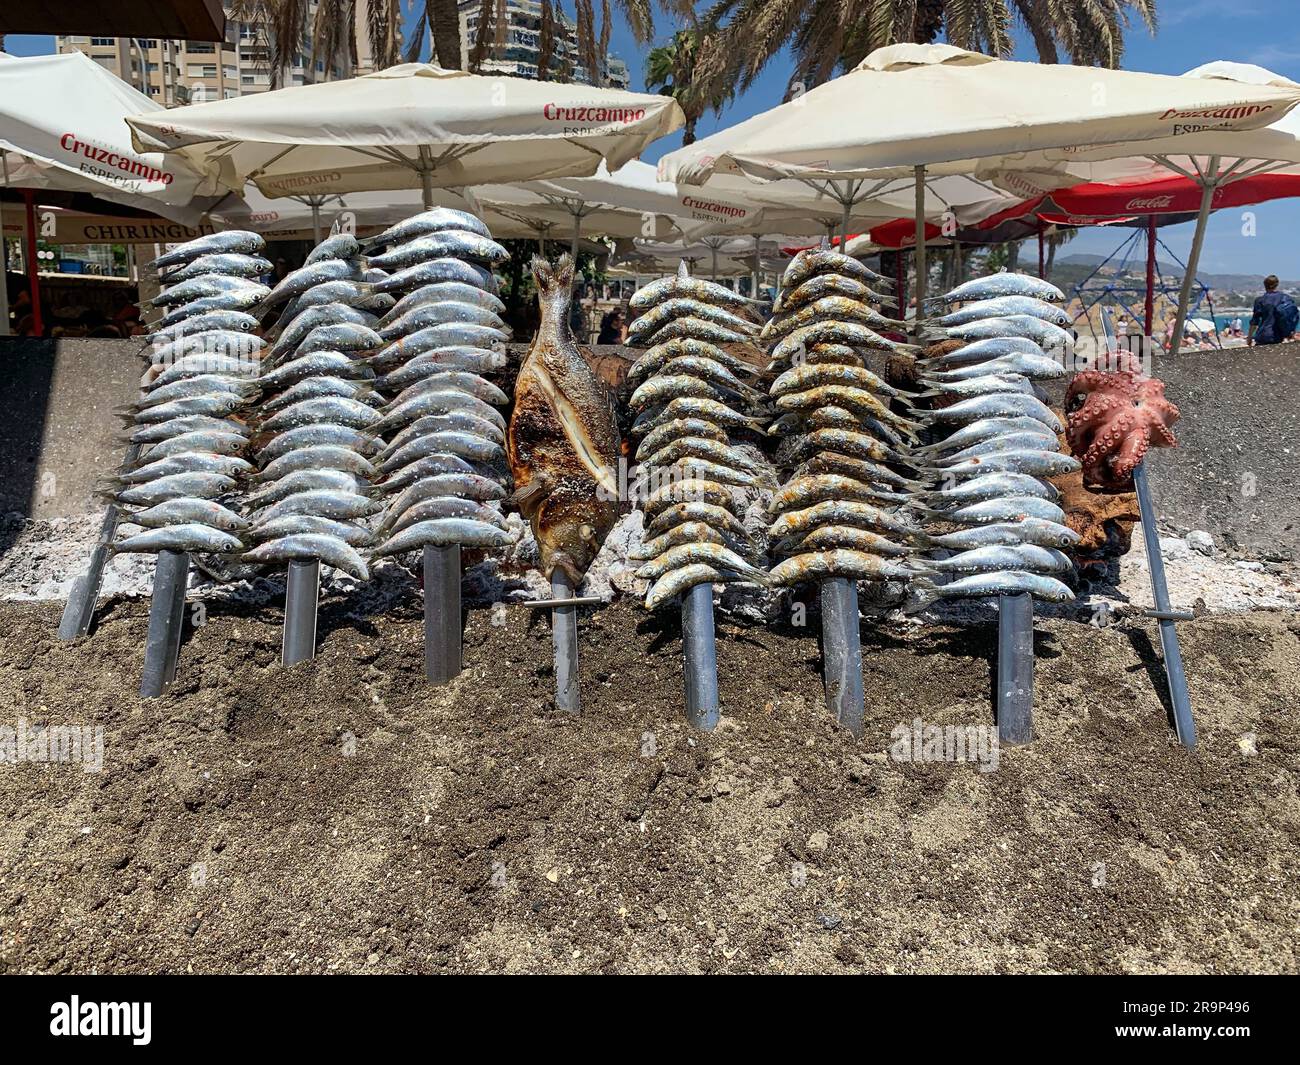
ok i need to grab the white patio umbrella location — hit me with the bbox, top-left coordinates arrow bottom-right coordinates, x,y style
659,43 -> 1300,322
126,64 -> 684,212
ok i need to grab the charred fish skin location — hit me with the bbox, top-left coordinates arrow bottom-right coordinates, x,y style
508,255 -> 621,582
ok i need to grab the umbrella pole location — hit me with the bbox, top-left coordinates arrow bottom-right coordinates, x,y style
913,165 -> 927,339
1144,215 -> 1157,340
424,544 -> 462,684
569,212 -> 581,263
22,189 -> 43,336
1168,157 -> 1218,357
0,192 -> 8,336
1037,227 -> 1045,280
752,235 -> 761,299
551,570 -> 580,712
840,200 -> 851,247
282,559 -> 320,665
309,199 -> 323,244
140,550 -> 189,698
820,577 -> 865,736
681,582 -> 720,731
1133,461 -> 1196,748
711,245 -> 718,281
418,146 -> 436,211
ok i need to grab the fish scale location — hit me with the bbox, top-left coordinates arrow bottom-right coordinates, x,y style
628,261 -> 772,609
907,275 -> 1081,606
765,252 -> 923,585
105,232 -> 268,559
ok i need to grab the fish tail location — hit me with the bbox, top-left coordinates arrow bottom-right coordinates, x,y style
902,577 -> 942,614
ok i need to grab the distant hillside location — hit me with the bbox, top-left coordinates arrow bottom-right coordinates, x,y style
1056,254 -> 1298,294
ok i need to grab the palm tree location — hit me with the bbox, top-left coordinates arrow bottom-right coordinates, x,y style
645,29 -> 730,144
230,0 -> 404,87
697,0 -> 1157,97
406,0 -> 465,68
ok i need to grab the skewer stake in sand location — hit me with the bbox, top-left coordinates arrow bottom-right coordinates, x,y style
996,592 -> 1034,744
1133,462 -> 1196,748
140,549 -> 190,698
282,559 -> 321,666
424,544 -> 463,684
681,581 -> 721,731
551,570 -> 580,712
60,441 -> 144,640
819,577 -> 865,736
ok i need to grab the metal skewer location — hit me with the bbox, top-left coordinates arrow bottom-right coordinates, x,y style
996,592 -> 1034,744
550,570 -> 580,712
681,581 -> 720,731
140,549 -> 189,698
282,559 -> 320,666
820,577 -> 865,736
424,544 -> 462,684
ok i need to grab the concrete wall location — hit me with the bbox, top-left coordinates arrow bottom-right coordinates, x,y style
2,336 -> 1295,560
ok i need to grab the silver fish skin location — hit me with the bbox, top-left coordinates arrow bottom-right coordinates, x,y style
635,417 -> 728,459
644,564 -> 754,610
771,361 -> 911,399
274,281 -> 371,328
389,371 -> 508,408
375,389 -> 506,434
152,274 -> 267,305
386,498 -> 505,539
250,490 -> 381,525
779,428 -> 909,466
378,281 -> 505,325
289,322 -> 384,359
130,393 -> 244,423
268,304 -> 373,361
927,315 -> 1073,352
769,474 -> 902,515
630,337 -> 759,386
240,534 -> 370,580
637,457 -> 769,491
260,396 -> 384,433
626,298 -> 757,343
916,374 -> 1034,399
128,498 -> 249,531
915,472 -> 1059,505
377,412 -> 505,458
110,472 -> 238,505
373,455 -> 480,494
922,544 -> 1072,576
257,424 -> 379,462
931,295 -> 1072,328
247,514 -> 372,547
379,475 -> 509,531
146,310 -> 260,343
640,436 -> 767,477
262,376 -> 377,414
246,469 -> 365,508
908,571 -> 1073,610
793,452 -> 921,491
628,374 -> 736,413
124,415 -> 251,444
782,249 -> 889,290
761,297 -> 905,341
919,495 -> 1066,526
257,259 -> 363,311
772,321 -> 918,361
769,550 -> 918,586
149,231 -> 266,270
771,273 -> 897,314
915,415 -> 1061,456
135,374 -> 257,408
922,352 -> 1068,382
141,430 -> 249,460
112,523 -> 244,555
918,393 -> 1061,431
926,450 -> 1081,479
640,478 -> 742,521
367,231 -> 509,270
378,301 -> 507,341
929,273 -> 1066,306
645,501 -> 748,540
629,270 -> 764,314
930,431 -> 1061,466
370,518 -> 513,557
364,209 -> 492,250
161,253 -> 273,282
120,452 -> 253,483
634,543 -> 769,583
657,355 -> 763,397
634,316 -> 756,347
154,290 -> 268,326
372,322 -> 508,365
256,445 -> 378,482
149,353 -> 260,390
776,525 -> 913,557
631,397 -> 768,436
631,521 -> 736,560
305,233 -> 361,265
374,347 -> 506,387
372,257 -> 497,295
921,519 -> 1079,551
259,351 -> 374,390
916,336 -> 1044,369
768,500 -> 916,541
378,431 -> 504,474
148,331 -> 264,369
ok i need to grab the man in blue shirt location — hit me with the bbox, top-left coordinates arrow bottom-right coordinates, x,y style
1248,274 -> 1298,346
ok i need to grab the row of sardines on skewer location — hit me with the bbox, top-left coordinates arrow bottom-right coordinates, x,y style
104,210 -> 517,578
623,251 -> 1087,612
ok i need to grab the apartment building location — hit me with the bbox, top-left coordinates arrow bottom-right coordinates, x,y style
458,0 -> 630,88
56,1 -> 351,106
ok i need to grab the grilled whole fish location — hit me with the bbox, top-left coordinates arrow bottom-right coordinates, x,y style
926,273 -> 1065,307
782,249 -> 890,290
506,255 -> 620,582
629,264 -> 765,314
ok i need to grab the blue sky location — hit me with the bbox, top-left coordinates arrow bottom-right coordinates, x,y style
7,2 -> 1300,280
